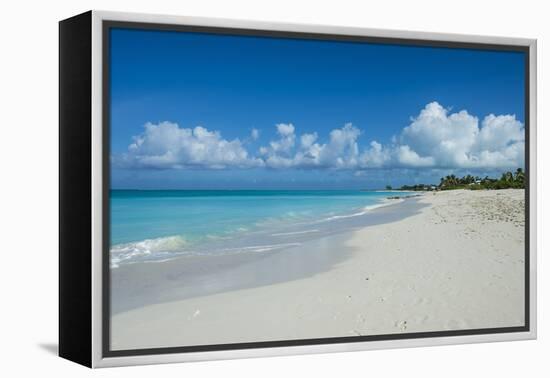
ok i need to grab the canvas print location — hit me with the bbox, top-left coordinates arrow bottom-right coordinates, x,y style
107,27 -> 527,351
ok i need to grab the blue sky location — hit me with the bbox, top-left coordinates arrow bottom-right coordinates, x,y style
109,28 -> 526,189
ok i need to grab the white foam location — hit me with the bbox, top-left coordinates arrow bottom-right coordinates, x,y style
318,198 -> 403,222
216,243 -> 302,254
271,229 -> 320,236
110,238 -> 303,268
110,235 -> 188,268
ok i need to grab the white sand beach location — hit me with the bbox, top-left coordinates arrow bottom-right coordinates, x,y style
111,189 -> 525,350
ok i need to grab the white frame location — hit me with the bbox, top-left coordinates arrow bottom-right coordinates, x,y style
90,10 -> 537,368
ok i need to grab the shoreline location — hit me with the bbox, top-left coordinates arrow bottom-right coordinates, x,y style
111,195 -> 423,314
109,190 -> 412,268
111,189 -> 525,351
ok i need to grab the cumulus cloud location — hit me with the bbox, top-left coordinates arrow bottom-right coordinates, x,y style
114,102 -> 525,171
359,141 -> 391,168
477,114 -> 524,150
255,103 -> 523,170
260,123 -> 362,169
300,132 -> 318,149
395,102 -> 524,169
323,123 -> 361,168
268,123 -> 296,155
114,122 -> 263,169
395,145 -> 436,167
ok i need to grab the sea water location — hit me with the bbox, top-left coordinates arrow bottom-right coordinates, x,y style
110,190 -> 407,268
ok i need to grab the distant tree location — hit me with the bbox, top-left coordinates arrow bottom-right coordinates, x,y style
399,169 -> 525,192
385,185 -> 392,190
435,169 -> 524,191
502,171 -> 514,183
514,168 -> 525,185
462,174 -> 475,184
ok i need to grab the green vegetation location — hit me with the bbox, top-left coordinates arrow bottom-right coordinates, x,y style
399,183 -> 437,191
397,168 -> 525,191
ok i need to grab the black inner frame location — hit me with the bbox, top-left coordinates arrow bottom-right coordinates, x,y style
102,20 -> 531,358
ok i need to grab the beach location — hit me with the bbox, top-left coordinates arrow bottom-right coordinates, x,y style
111,189 -> 525,350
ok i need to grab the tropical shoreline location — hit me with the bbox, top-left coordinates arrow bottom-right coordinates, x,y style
111,189 -> 525,350
109,190 -> 409,268
110,194 -> 420,314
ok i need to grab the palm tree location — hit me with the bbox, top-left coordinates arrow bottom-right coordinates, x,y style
463,174 -> 474,184
502,171 -> 514,183
514,168 -> 525,183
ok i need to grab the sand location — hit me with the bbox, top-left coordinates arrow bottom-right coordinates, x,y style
111,189 -> 526,350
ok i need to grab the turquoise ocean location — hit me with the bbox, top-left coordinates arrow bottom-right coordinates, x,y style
110,190 -> 407,268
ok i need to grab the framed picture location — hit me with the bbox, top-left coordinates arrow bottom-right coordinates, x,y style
59,10 -> 537,368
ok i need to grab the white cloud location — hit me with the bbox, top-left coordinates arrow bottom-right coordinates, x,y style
250,128 -> 260,141
255,103 -> 523,170
261,123 -> 362,169
321,123 -> 361,168
477,114 -> 524,151
359,141 -> 391,168
266,123 -> 296,156
300,132 -> 317,149
395,102 -> 524,169
276,123 -> 295,137
115,122 -> 263,169
114,102 -> 525,172
396,145 -> 435,167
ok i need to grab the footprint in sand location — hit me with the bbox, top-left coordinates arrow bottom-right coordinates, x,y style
395,320 -> 408,331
